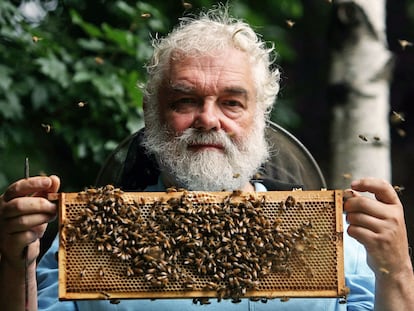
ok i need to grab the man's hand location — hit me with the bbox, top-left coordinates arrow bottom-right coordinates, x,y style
344,178 -> 411,277
0,176 -> 59,269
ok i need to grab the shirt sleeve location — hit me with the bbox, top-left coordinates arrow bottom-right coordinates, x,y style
37,235 -> 77,311
343,220 -> 375,311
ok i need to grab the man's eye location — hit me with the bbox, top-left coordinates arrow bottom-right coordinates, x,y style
178,98 -> 196,104
223,100 -> 242,107
169,98 -> 198,112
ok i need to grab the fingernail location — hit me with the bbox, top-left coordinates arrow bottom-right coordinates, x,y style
351,180 -> 360,187
343,189 -> 355,201
41,178 -> 52,187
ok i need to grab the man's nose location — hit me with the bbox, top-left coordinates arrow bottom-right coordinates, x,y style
193,101 -> 221,131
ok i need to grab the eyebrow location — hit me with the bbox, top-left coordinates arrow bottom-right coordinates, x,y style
169,83 -> 196,94
223,87 -> 249,100
170,83 -> 250,99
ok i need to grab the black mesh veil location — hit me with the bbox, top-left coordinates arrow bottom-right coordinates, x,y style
95,121 -> 326,191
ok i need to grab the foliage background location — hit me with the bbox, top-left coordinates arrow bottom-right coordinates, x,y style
1,1 -> 413,249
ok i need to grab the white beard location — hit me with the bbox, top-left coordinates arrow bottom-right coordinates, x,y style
142,119 -> 268,191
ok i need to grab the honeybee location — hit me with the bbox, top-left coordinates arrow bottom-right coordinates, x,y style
391,111 -> 406,124
285,20 -> 295,28
41,123 -> 52,133
398,39 -> 413,50
32,36 -> 42,43
182,2 -> 192,10
393,185 -> 405,194
94,57 -> 104,65
358,134 -> 368,142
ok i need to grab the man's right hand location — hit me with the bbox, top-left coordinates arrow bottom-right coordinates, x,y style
0,176 -> 59,269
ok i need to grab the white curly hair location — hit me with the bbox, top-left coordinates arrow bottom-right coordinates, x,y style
143,4 -> 280,120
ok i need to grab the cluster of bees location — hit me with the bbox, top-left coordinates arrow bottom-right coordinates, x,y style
63,185 -> 317,303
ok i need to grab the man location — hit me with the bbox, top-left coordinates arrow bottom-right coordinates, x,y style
1,6 -> 413,311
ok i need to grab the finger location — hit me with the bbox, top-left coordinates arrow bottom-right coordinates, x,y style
33,175 -> 61,198
343,189 -> 360,201
49,175 -> 60,193
2,197 -> 56,218
346,211 -> 385,234
3,177 -> 54,202
351,178 -> 400,205
347,223 -> 378,247
2,213 -> 55,234
344,194 -> 386,219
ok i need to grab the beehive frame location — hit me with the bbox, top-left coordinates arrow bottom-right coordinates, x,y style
54,188 -> 347,302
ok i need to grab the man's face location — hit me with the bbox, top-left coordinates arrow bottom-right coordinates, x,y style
158,48 -> 257,145
143,48 -> 268,191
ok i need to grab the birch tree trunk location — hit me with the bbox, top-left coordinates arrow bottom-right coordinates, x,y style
328,0 -> 394,189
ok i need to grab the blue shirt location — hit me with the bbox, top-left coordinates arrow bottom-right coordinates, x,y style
37,182 -> 374,311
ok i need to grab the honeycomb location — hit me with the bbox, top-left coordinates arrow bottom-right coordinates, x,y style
53,188 -> 347,302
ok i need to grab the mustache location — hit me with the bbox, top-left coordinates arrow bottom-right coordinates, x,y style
175,128 -> 237,150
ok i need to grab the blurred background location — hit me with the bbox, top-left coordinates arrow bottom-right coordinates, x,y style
1,0 -> 413,258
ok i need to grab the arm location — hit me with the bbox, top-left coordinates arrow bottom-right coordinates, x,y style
0,176 -> 59,311
344,178 -> 414,311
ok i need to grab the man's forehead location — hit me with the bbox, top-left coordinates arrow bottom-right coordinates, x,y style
165,50 -> 255,96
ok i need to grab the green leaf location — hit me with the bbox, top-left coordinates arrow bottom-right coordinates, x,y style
92,74 -> 124,98
115,1 -> 136,17
0,65 -> 12,91
70,9 -> 103,38
77,38 -> 106,51
101,23 -> 135,55
31,84 -> 49,110
0,92 -> 22,119
35,53 -> 70,88
73,71 -> 95,83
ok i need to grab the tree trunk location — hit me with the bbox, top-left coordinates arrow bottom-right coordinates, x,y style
328,0 -> 393,189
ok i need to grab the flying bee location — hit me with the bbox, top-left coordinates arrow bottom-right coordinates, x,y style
393,185 -> 405,194
94,56 -> 104,65
32,36 -> 42,43
182,1 -> 192,10
285,19 -> 295,28
141,13 -> 151,19
396,128 -> 407,137
398,39 -> 413,50
358,134 -> 368,142
391,111 -> 406,124
41,123 -> 52,133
